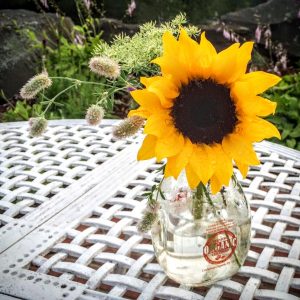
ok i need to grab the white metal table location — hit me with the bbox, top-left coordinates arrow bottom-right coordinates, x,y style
0,120 -> 299,300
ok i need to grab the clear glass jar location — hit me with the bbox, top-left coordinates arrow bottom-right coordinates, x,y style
151,171 -> 251,286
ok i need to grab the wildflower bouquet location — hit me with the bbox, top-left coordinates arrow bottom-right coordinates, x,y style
19,20 -> 282,286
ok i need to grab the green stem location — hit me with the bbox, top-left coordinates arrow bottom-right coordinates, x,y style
43,84 -> 76,115
193,184 -> 204,220
220,187 -> 227,207
232,173 -> 248,207
117,75 -> 134,87
147,174 -> 165,208
155,176 -> 165,202
49,76 -> 117,88
199,182 -> 242,267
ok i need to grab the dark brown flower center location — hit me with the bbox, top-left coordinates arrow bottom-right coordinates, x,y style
170,79 -> 238,145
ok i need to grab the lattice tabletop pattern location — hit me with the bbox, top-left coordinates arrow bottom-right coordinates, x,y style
0,120 -> 300,300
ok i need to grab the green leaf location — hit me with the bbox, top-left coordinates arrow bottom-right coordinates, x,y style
290,125 -> 300,138
155,164 -> 166,173
281,129 -> 292,140
141,192 -> 151,197
159,189 -> 166,200
14,102 -> 29,119
286,138 -> 296,148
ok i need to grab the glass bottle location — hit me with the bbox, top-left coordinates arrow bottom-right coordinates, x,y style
151,171 -> 251,286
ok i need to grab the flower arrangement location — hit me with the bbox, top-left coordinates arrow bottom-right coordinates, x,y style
128,28 -> 281,231
20,25 -> 281,205
18,19 -> 283,286
129,31 -> 281,285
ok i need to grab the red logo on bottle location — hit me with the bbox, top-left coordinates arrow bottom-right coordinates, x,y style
203,230 -> 237,264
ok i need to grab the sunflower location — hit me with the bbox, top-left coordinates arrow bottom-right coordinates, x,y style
129,29 -> 281,193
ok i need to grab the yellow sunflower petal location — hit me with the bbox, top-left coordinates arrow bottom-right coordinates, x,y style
199,32 -> 217,58
165,138 -> 194,178
235,95 -> 277,117
147,76 -> 179,108
152,58 -> 188,86
237,117 -> 281,141
185,163 -> 201,189
140,76 -> 161,88
233,42 -> 254,81
130,89 -> 163,113
235,71 -> 281,95
128,108 -> 150,118
211,43 -> 240,84
210,144 -> 233,193
155,130 -> 184,161
196,32 -> 217,78
144,113 -> 172,137
152,32 -> 188,84
210,175 -> 223,195
178,28 -> 200,76
222,133 -> 260,165
137,135 -> 157,160
188,145 -> 214,184
162,31 -> 178,54
235,160 -> 249,178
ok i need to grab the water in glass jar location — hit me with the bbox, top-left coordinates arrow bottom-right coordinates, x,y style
152,212 -> 251,286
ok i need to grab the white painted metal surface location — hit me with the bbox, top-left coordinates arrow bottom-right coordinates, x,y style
0,120 -> 299,300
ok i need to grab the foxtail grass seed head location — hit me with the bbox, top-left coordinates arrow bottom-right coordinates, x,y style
137,211 -> 157,233
20,72 -> 52,99
85,104 -> 105,126
29,117 -> 48,137
89,56 -> 120,79
112,116 -> 144,139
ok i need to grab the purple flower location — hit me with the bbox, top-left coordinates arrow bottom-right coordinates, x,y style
231,33 -> 239,43
264,28 -> 272,49
40,0 -> 48,9
83,0 -> 91,11
223,28 -> 231,40
280,54 -> 287,70
264,28 -> 272,39
127,86 -> 136,92
273,65 -> 280,75
127,0 -> 136,17
74,33 -> 84,45
255,25 -> 262,43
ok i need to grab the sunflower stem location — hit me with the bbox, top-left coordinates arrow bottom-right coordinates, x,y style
232,173 -> 248,208
199,182 -> 242,268
220,187 -> 227,207
192,183 -> 204,220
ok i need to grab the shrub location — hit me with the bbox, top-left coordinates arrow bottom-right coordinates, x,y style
265,73 -> 300,150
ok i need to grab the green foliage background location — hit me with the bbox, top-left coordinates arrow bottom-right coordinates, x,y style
3,23 -> 104,121
265,74 -> 300,150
